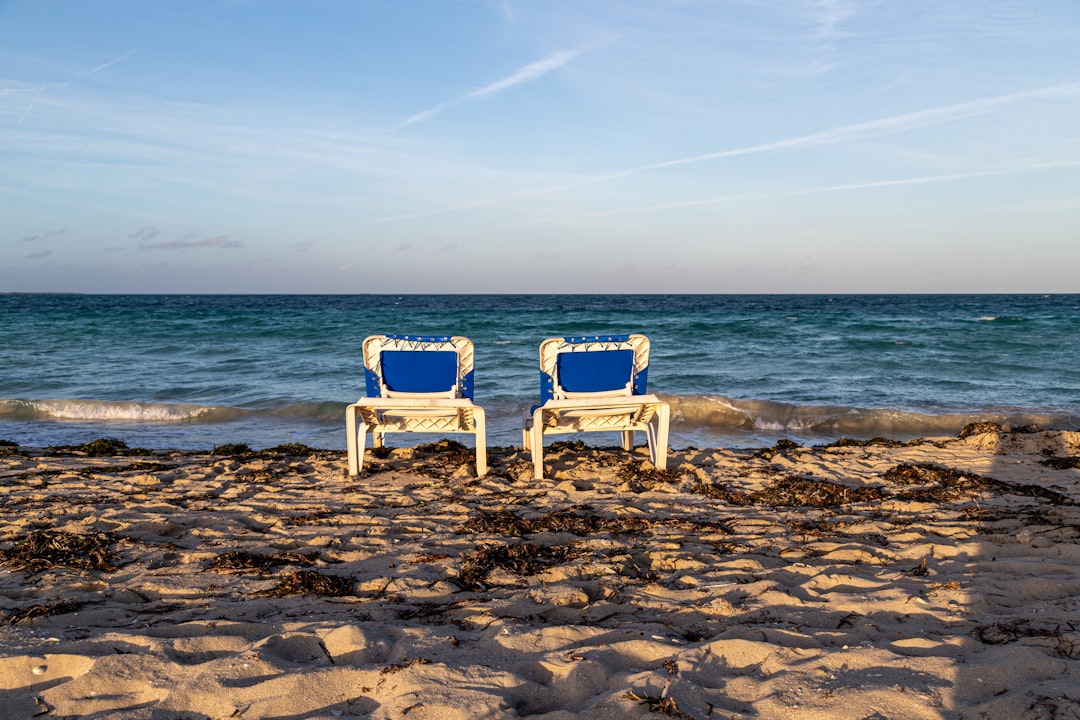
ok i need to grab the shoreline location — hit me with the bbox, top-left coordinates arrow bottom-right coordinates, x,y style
2,428 -> 1079,719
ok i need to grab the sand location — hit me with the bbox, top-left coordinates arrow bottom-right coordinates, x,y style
2,427 -> 1079,719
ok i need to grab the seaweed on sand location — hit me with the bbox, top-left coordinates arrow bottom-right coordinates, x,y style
257,570 -> 354,597
3,599 -> 87,625
211,443 -> 253,457
458,506 -> 650,537
618,461 -> 681,492
1,530 -> 120,573
972,620 -> 1080,659
693,476 -> 885,508
885,463 -> 1073,504
456,542 -> 582,591
206,550 -> 317,574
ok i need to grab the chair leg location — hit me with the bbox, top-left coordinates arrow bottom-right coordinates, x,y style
531,409 -> 545,480
345,405 -> 361,476
473,408 -> 488,477
650,403 -> 671,471
622,430 -> 634,452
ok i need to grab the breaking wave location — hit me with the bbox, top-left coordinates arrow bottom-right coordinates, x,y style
663,394 -> 1080,441
0,398 -> 344,424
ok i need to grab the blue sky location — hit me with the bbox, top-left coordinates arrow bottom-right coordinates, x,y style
2,0 -> 1079,293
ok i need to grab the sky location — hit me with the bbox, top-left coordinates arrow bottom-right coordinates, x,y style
2,0 -> 1079,294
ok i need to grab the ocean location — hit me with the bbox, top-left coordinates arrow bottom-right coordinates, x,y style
1,294 -> 1078,451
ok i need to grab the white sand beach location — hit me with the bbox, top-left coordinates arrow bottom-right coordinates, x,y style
2,427 -> 1079,719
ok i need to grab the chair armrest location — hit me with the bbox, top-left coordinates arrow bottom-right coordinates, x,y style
348,398 -> 478,409
536,394 -> 663,410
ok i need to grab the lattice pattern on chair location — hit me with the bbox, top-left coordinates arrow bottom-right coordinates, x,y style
363,335 -> 475,400
525,333 -> 670,480
347,334 -> 486,477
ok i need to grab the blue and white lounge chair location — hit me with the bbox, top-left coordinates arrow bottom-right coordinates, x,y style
346,334 -> 487,477
522,334 -> 670,480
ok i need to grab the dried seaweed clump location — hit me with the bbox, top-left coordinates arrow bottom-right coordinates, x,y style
458,507 -> 649,537
1,530 -> 119,573
457,542 -> 582,590
624,691 -> 695,719
258,570 -> 354,597
619,462 -> 681,492
207,550 -> 317,574
752,476 -> 885,507
693,476 -> 884,508
4,600 -> 86,625
822,437 -> 906,449
75,438 -> 129,456
752,439 -> 803,460
0,440 -> 22,457
413,439 -> 474,474
885,463 -> 1072,504
958,422 -> 1003,438
1041,456 -> 1080,470
972,620 -> 1080,659
265,442 -> 320,456
212,443 -> 253,457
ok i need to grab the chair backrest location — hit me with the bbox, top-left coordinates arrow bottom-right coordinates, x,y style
538,334 -> 650,404
363,335 -> 475,400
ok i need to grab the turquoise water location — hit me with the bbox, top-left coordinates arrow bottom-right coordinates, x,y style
1,294 -> 1078,450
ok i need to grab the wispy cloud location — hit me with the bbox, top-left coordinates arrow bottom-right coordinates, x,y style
25,250 -> 52,260
808,0 -> 858,40
140,235 -> 244,250
20,229 -> 67,243
402,49 -> 580,127
552,159 -> 1080,219
130,226 -> 160,241
597,83 -> 1080,180
380,81 -> 1080,222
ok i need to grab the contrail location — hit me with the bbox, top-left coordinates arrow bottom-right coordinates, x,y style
15,50 -> 137,127
380,81 -> 1080,221
402,49 -> 580,127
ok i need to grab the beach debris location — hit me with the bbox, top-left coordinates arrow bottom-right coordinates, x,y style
3,599 -> 86,625
258,570 -> 354,597
693,476 -> 884,507
0,530 -> 119,573
624,690 -> 694,719
78,460 -> 177,476
0,439 -> 22,456
265,442 -> 320,455
822,437 -> 908,449
458,506 -> 649,537
752,438 -> 803,460
206,550 -> 317,574
75,438 -> 130,456
410,439 -> 474,476
456,542 -> 582,590
380,656 -> 431,674
972,620 -> 1080,659
958,422 -> 1003,438
908,557 -> 930,576
619,461 -> 681,492
885,463 -> 1073,504
41,438 -> 154,457
211,443 -> 253,457
1040,455 -> 1080,470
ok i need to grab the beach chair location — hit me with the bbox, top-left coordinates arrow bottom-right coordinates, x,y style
522,334 -> 670,480
346,334 -> 487,477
